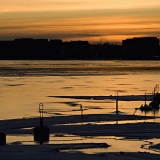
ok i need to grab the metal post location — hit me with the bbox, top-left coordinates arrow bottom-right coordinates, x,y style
80,104 -> 83,117
39,103 -> 44,127
145,92 -> 146,106
144,92 -> 146,116
116,92 -> 118,115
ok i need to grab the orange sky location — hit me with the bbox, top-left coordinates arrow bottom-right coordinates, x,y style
0,0 -> 160,43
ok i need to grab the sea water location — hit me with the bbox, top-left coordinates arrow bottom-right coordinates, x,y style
0,60 -> 160,120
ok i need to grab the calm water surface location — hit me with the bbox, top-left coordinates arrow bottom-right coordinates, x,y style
0,60 -> 160,120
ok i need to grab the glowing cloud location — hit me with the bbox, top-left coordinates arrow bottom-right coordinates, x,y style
0,0 -> 160,42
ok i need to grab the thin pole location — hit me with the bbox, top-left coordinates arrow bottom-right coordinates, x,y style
116,92 -> 118,115
80,104 -> 83,117
145,92 -> 146,106
39,103 -> 44,127
144,92 -> 146,116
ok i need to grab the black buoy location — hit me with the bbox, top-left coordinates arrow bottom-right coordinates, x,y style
34,103 -> 50,144
34,125 -> 49,143
150,101 -> 159,109
0,132 -> 6,145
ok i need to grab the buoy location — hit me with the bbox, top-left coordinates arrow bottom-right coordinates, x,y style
33,103 -> 50,144
150,101 -> 159,109
0,132 -> 6,145
34,125 -> 49,143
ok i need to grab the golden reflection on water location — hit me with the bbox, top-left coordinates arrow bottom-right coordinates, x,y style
0,60 -> 160,119
6,134 -> 160,154
0,74 -> 160,120
1,61 -> 160,155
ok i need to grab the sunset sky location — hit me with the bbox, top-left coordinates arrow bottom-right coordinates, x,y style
1,0 -> 160,43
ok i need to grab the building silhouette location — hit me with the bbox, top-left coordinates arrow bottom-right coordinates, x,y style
0,37 -> 159,60
122,37 -> 159,59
